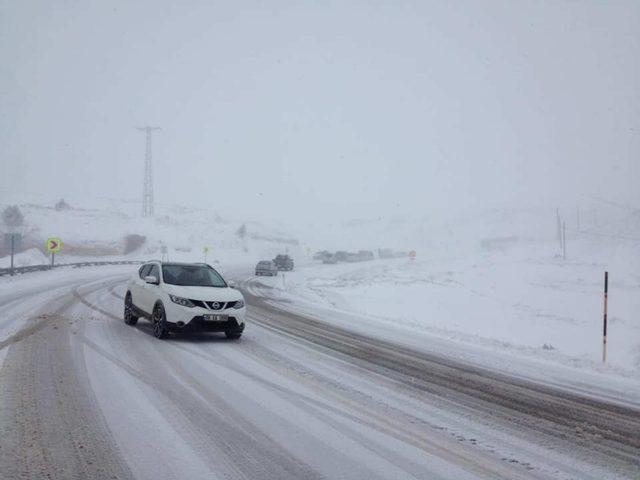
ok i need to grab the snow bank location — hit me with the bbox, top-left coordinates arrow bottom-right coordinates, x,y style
0,198 -> 302,265
0,248 -> 49,268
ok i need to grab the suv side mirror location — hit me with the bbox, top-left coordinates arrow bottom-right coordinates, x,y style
228,280 -> 237,289
144,275 -> 159,285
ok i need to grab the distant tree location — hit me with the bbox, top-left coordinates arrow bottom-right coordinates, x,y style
2,205 -> 24,229
236,223 -> 247,240
123,234 -> 146,254
55,198 -> 71,211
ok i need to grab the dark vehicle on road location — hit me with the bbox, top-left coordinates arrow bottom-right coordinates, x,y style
358,250 -> 375,261
273,254 -> 294,271
255,260 -> 278,276
322,254 -> 338,264
313,250 -> 332,261
334,251 -> 349,262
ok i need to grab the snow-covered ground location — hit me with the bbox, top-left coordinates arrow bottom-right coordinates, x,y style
253,238 -> 640,383
3,194 -> 639,382
0,194 -> 303,267
0,264 -> 135,368
0,247 -> 50,268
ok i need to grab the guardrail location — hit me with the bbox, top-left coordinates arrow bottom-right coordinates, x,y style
0,260 -> 142,277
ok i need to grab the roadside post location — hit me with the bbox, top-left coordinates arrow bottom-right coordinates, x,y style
602,271 -> 608,363
4,233 -> 21,276
46,237 -> 62,268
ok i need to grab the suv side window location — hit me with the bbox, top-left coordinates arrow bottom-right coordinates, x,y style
139,264 -> 152,279
147,264 -> 160,282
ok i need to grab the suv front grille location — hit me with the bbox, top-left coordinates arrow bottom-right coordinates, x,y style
188,300 -> 237,310
206,301 -> 225,310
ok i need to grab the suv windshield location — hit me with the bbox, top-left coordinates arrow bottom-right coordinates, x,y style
162,265 -> 227,287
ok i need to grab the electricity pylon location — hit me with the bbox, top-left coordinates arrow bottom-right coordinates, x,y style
137,126 -> 160,217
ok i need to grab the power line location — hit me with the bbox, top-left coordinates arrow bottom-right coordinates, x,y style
136,126 -> 160,217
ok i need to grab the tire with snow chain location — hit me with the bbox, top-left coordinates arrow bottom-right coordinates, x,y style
152,303 -> 169,339
124,293 -> 139,325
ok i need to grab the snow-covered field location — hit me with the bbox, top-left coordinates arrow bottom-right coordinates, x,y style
0,195 -> 302,267
0,247 -> 50,268
254,238 -> 640,382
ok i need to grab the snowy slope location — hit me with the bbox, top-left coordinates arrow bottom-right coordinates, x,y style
0,195 -> 301,266
254,207 -> 640,377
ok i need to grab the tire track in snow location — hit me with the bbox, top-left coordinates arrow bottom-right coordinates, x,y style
0,277 -> 134,480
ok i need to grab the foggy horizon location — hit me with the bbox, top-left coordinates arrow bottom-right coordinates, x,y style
1,1 -> 639,224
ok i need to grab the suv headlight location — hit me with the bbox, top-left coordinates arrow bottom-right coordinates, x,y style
169,295 -> 195,308
233,299 -> 245,309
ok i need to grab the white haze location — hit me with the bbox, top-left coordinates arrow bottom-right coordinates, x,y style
1,0 -> 638,225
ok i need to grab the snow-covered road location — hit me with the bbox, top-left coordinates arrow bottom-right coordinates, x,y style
0,267 -> 639,479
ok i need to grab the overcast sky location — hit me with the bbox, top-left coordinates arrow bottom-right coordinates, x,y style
1,0 -> 638,222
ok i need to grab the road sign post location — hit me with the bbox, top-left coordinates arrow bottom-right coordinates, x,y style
10,234 -> 14,274
4,233 -> 22,276
46,238 -> 63,268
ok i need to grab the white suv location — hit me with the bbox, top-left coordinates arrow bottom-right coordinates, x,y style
124,261 -> 246,339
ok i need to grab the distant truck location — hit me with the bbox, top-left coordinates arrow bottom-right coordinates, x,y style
322,254 -> 338,264
357,250 -> 374,261
273,254 -> 294,271
313,250 -> 332,261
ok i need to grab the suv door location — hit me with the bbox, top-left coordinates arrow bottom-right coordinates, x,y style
130,264 -> 151,309
139,264 -> 161,314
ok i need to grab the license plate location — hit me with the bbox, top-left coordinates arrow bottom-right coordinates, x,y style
203,314 -> 228,322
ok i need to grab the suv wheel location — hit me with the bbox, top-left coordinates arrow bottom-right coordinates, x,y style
124,293 -> 138,325
152,303 -> 169,339
225,330 -> 242,340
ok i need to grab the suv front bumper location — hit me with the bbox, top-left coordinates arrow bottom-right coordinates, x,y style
167,316 -> 245,333
164,302 -> 246,332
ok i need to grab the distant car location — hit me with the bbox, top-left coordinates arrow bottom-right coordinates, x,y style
124,261 -> 246,339
344,253 -> 360,262
334,251 -> 349,262
358,250 -> 374,261
313,250 -> 331,261
273,254 -> 294,271
322,254 -> 338,264
255,260 -> 278,276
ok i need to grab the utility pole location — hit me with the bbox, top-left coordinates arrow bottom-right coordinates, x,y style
556,208 -> 562,249
137,126 -> 160,217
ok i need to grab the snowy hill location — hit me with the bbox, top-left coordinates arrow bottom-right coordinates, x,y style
0,194 -> 301,265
